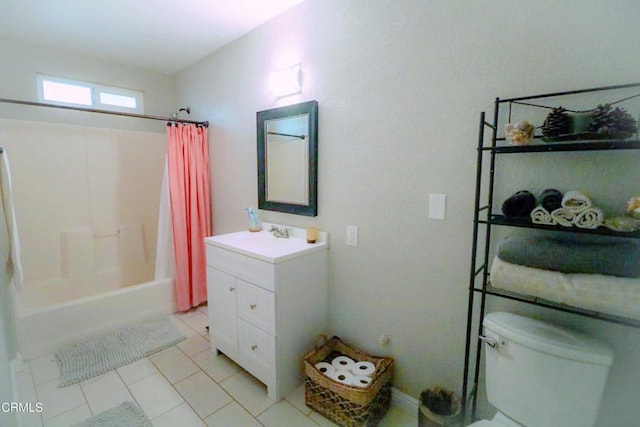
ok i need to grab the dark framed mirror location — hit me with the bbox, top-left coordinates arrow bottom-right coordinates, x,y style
257,100 -> 318,216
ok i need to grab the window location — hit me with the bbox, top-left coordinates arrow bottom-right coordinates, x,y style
41,79 -> 92,106
37,75 -> 145,114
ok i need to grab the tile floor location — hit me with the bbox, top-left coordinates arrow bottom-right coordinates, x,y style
15,305 -> 417,426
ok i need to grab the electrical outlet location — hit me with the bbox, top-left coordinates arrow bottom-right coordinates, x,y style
346,225 -> 358,247
378,333 -> 390,346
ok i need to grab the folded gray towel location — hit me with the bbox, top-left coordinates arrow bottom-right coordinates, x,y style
497,236 -> 640,278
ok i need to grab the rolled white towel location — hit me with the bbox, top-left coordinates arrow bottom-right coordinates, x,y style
561,190 -> 592,214
530,206 -> 557,225
574,207 -> 604,229
551,208 -> 576,227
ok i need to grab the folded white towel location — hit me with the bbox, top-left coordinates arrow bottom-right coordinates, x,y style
574,207 -> 604,229
491,256 -> 640,320
1,150 -> 23,290
561,190 -> 592,214
530,206 -> 556,225
551,208 -> 576,227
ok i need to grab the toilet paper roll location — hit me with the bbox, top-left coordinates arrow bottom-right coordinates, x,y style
352,361 -> 376,377
329,370 -> 353,385
331,356 -> 355,371
351,375 -> 373,388
314,362 -> 335,376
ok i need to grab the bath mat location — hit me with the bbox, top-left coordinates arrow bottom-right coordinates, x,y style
73,401 -> 152,427
55,316 -> 185,387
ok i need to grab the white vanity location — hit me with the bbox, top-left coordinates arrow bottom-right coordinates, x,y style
205,223 -> 328,400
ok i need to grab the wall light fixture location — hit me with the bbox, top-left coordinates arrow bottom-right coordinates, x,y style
268,64 -> 302,98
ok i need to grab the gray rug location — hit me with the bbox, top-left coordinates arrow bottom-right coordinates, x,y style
55,316 -> 186,387
73,401 -> 152,427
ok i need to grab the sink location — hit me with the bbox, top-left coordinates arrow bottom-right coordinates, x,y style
205,223 -> 328,263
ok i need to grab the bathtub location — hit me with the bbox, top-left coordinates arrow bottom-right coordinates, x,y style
13,277 -> 177,360
1,119 -> 176,359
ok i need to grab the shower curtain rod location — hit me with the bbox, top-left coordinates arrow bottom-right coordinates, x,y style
0,97 -> 209,127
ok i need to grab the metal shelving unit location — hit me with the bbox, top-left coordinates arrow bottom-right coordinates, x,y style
461,82 -> 640,424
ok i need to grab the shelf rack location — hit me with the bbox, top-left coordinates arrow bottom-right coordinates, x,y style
461,82 -> 640,424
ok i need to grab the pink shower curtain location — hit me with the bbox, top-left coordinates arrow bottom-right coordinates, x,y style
167,123 -> 212,311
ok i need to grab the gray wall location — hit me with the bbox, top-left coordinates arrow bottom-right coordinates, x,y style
176,1 -> 640,425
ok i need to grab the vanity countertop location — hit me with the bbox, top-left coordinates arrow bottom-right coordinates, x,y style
205,223 -> 328,263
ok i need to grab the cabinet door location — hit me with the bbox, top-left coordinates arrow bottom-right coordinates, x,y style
207,267 -> 238,352
237,279 -> 275,335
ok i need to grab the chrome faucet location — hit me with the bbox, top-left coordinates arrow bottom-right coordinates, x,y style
269,225 -> 290,238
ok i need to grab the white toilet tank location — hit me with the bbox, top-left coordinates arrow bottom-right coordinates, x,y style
482,312 -> 614,427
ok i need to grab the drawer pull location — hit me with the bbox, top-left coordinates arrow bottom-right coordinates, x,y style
250,304 -> 257,310
229,287 -> 236,292
251,345 -> 258,351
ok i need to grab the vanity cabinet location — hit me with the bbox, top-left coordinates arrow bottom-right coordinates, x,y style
205,224 -> 328,401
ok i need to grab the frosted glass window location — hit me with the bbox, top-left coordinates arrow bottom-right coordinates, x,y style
99,92 -> 137,109
37,74 -> 144,113
42,80 -> 92,106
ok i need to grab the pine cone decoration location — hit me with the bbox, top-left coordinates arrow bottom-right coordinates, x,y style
610,106 -> 637,137
589,104 -> 615,136
541,107 -> 570,138
589,104 -> 638,138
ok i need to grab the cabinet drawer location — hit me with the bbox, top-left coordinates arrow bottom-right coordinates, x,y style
238,319 -> 275,373
237,280 -> 275,335
206,244 -> 275,291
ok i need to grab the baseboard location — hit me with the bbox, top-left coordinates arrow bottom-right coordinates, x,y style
392,387 -> 418,415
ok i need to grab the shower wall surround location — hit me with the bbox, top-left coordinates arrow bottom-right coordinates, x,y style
0,119 -> 165,306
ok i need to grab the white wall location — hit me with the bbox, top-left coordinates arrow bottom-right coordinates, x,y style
0,37 -> 175,132
176,0 -> 640,425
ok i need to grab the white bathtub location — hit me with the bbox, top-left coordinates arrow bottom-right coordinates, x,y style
13,277 -> 177,359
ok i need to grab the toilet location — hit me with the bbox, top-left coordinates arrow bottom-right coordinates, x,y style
470,312 -> 614,427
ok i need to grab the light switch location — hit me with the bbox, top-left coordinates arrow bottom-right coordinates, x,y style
428,194 -> 446,220
346,225 -> 358,247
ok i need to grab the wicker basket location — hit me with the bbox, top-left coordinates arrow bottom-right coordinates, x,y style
303,336 -> 394,426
